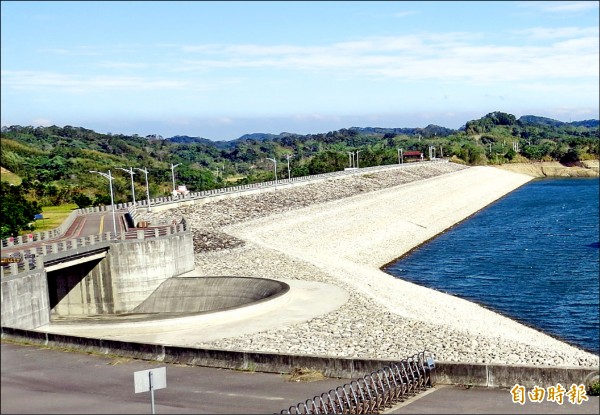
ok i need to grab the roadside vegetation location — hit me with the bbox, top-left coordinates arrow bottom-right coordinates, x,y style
1,111 -> 598,238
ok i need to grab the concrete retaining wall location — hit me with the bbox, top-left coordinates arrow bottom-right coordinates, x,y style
434,362 -> 599,388
107,231 -> 195,312
2,230 -> 195,325
1,328 -> 597,389
47,255 -> 112,317
49,231 -> 196,316
1,271 -> 50,329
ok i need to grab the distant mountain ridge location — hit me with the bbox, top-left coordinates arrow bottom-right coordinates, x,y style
165,115 -> 598,143
518,115 -> 599,128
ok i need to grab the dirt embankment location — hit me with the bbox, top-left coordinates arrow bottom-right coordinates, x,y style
494,160 -> 599,177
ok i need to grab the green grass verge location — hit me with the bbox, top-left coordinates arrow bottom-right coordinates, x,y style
1,167 -> 22,185
32,203 -> 78,232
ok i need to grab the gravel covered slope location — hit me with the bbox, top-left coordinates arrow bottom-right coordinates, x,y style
144,163 -> 599,367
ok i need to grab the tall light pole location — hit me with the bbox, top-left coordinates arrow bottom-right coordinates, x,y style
266,158 -> 278,184
117,167 -> 136,206
89,170 -> 117,235
170,163 -> 181,194
134,167 -> 151,212
284,154 -> 294,179
355,150 -> 363,168
348,151 -> 355,168
397,148 -> 404,164
429,145 -> 436,160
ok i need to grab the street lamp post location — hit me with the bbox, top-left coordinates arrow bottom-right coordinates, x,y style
170,163 -> 181,195
355,150 -> 363,168
284,154 -> 294,179
117,167 -> 136,206
397,148 -> 404,164
134,167 -> 151,212
348,151 -> 355,168
89,170 -> 117,235
266,158 -> 278,184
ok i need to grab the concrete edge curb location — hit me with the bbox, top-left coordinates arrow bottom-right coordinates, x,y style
2,326 -> 597,389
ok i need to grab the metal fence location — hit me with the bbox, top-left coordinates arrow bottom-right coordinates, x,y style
1,220 -> 189,278
280,351 -> 436,414
1,160 -> 449,249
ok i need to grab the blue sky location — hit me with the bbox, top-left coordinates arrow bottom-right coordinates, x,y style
1,1 -> 599,141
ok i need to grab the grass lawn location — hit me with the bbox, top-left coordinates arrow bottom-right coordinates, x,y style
30,203 -> 78,233
1,167 -> 22,185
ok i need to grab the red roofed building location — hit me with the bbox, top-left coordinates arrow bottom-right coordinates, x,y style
403,150 -> 424,161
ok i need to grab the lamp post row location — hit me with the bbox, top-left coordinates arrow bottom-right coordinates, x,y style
92,144 -> 431,217
266,153 -> 297,184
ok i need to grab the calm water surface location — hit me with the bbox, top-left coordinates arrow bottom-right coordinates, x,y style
384,178 -> 599,354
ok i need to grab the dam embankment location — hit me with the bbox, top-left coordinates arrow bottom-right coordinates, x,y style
180,163 -> 598,368
28,162 -> 599,369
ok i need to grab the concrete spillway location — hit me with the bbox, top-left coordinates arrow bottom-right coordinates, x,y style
132,276 -> 289,314
51,276 -> 289,323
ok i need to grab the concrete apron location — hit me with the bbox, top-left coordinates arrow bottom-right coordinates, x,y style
33,278 -> 350,344
2,327 -> 597,390
6,273 -> 596,389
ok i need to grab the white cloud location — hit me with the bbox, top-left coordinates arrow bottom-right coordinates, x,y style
166,29 -> 598,84
519,1 -> 599,13
31,118 -> 53,126
542,1 -> 599,13
1,70 -> 189,93
3,27 -> 598,98
512,26 -> 598,40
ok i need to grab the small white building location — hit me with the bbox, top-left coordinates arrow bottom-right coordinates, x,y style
172,185 -> 190,197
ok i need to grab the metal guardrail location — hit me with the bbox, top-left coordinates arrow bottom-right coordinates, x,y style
280,351 -> 436,414
0,219 -> 189,278
1,160 -> 451,278
1,160 -> 449,249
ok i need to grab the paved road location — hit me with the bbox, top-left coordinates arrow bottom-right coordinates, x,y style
1,341 -> 348,414
69,210 -> 125,237
2,209 -> 127,259
3,341 -> 598,414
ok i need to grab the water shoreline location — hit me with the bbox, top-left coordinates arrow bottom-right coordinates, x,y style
494,160 -> 599,177
189,164 -> 598,367
39,162 -> 599,367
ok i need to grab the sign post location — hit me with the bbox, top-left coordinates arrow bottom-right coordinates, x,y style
134,367 -> 166,414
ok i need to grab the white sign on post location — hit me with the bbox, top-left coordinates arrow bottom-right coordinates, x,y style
134,367 -> 167,414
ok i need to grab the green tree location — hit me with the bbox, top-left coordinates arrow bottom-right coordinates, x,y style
72,193 -> 93,209
0,181 -> 42,238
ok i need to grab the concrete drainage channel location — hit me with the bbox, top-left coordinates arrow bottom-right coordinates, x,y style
50,276 -> 290,323
280,351 -> 436,414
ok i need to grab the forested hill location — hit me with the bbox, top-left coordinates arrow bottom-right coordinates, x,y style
1,111 -> 598,210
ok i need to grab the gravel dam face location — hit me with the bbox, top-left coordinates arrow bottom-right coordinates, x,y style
40,163 -> 600,367
185,163 -> 598,367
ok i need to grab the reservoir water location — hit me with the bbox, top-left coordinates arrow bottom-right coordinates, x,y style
384,177 -> 599,354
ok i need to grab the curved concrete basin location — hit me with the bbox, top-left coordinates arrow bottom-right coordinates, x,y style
54,276 -> 289,323
133,276 -> 289,314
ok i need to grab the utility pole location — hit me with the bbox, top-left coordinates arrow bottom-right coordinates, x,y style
356,150 -> 363,168
266,157 -> 278,184
284,154 -> 294,179
117,167 -> 136,206
134,167 -> 151,212
89,170 -> 117,235
170,163 -> 181,194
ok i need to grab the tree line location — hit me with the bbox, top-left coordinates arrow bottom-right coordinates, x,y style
1,111 -> 598,237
